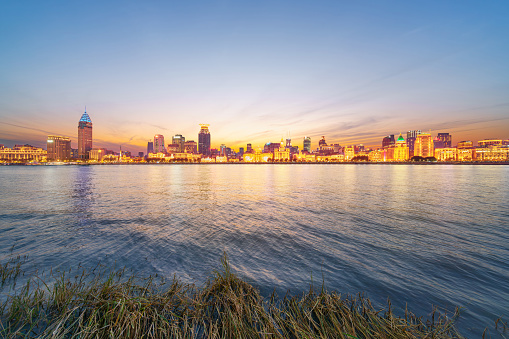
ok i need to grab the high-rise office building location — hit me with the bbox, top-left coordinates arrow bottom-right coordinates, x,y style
172,134 -> 185,152
154,134 -> 165,153
382,135 -> 395,148
47,135 -> 71,161
433,137 -> 444,149
406,130 -> 421,153
415,133 -> 434,157
147,141 -> 154,155
78,109 -> 92,159
247,144 -> 252,153
303,137 -> 311,152
198,124 -> 211,156
437,133 -> 452,148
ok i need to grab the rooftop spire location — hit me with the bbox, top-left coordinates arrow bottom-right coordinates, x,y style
79,108 -> 92,123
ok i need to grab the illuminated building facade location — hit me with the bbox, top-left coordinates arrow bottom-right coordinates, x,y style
393,134 -> 409,161
198,124 -> 211,156
457,148 -> 476,162
243,148 -> 273,162
273,139 -> 290,161
89,148 -> 106,161
0,145 -> 47,162
172,134 -> 185,152
78,110 -> 92,159
47,135 -> 71,161
368,149 -> 383,162
344,145 -> 356,161
303,137 -> 311,152
184,140 -> 197,153
435,148 -> 457,162
406,130 -> 421,155
167,144 -> 180,154
415,133 -> 434,157
478,139 -> 503,147
475,146 -> 509,161
147,141 -> 154,155
246,144 -> 252,153
457,141 -> 473,149
154,134 -> 165,153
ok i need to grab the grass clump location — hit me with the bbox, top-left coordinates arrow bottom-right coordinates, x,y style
0,253 -> 464,338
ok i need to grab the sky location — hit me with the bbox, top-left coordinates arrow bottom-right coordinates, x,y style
1,0 -> 509,153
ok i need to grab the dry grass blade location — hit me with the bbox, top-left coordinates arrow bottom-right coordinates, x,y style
0,252 -> 464,338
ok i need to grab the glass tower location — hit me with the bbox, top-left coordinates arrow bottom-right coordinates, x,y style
198,124 -> 211,156
303,137 -> 311,152
78,109 -> 92,159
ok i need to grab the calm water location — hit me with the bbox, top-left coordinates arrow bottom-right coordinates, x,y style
1,164 -> 508,337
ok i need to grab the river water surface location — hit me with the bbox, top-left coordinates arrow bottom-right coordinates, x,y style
0,164 -> 508,337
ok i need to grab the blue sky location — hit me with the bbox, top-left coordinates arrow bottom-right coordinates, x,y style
1,0 -> 508,152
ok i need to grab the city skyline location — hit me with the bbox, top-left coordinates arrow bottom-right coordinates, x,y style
1,1 -> 509,152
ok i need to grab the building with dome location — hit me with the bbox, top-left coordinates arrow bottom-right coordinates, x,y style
78,109 -> 92,159
393,133 -> 409,161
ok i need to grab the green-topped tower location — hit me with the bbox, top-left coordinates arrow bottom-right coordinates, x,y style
78,108 -> 92,159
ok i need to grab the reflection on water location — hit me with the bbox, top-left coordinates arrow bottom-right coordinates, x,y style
0,164 -> 508,337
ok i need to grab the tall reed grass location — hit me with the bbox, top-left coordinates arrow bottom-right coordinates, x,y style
0,253 -> 465,338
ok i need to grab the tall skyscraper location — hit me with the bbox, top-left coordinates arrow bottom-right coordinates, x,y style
198,124 -> 211,156
415,133 -> 434,157
172,134 -> 185,152
47,135 -> 71,161
246,144 -> 252,153
78,109 -> 92,159
437,133 -> 452,148
382,135 -> 395,148
303,137 -> 311,152
147,141 -> 154,155
154,134 -> 165,153
406,130 -> 421,153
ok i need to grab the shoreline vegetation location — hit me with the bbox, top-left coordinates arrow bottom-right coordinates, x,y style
0,253 -> 468,338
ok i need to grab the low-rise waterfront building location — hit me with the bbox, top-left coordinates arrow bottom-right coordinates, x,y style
475,146 -> 509,162
478,139 -> 503,147
457,141 -> 473,149
435,148 -> 458,162
457,148 -> 476,162
344,146 -> 356,161
368,149 -> 384,162
0,144 -> 47,162
89,148 -> 107,161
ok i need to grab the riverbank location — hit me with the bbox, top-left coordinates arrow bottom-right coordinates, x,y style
2,161 -> 509,165
0,254 -> 465,338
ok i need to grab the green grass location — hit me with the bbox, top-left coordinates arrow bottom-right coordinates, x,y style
0,253 -> 464,338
